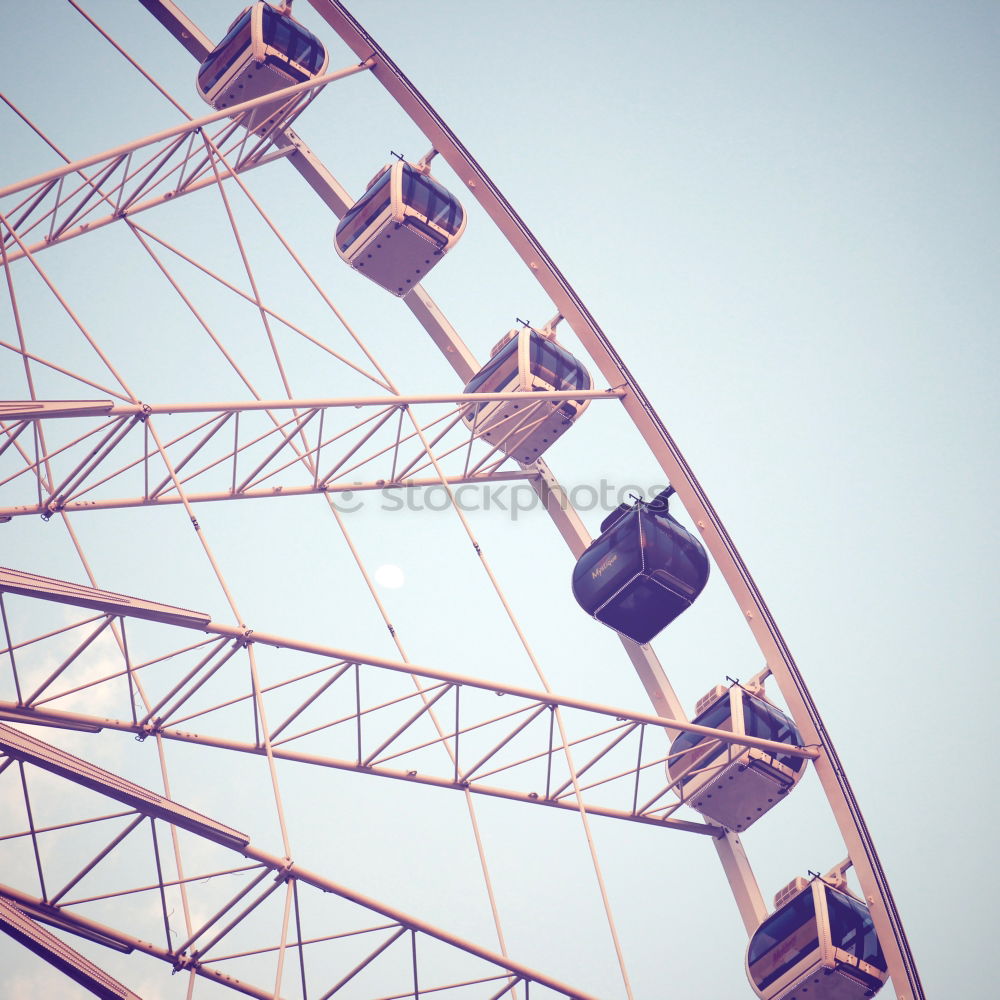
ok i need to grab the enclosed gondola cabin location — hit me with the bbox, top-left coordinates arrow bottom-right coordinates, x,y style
668,682 -> 806,831
335,160 -> 467,296
747,877 -> 888,1000
462,326 -> 592,463
572,491 -> 709,643
196,3 -> 328,135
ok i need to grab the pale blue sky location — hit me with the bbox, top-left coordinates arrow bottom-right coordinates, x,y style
2,2 -> 997,997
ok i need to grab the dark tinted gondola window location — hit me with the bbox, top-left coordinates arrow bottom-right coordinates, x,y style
261,7 -> 326,72
336,173 -> 392,251
528,334 -> 592,393
826,889 -> 887,971
402,166 -> 463,235
646,512 -> 708,598
464,338 -> 520,416
747,891 -> 819,990
574,514 -> 642,612
198,11 -> 252,92
670,695 -> 732,774
742,695 -> 805,772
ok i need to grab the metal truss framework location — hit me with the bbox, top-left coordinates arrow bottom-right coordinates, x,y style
0,2 -> 771,993
0,49 -> 657,994
0,721 -> 601,1000
0,567 -> 816,838
0,564 -> 817,999
0,67 -> 369,265
0,1 -> 923,998
0,391 -> 619,520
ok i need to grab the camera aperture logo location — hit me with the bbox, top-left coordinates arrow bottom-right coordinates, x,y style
330,481 -> 666,522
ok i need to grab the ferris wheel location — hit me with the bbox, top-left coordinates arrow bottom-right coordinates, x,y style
0,2 -> 925,999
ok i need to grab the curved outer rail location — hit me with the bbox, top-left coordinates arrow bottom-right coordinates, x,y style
308,2 -> 924,997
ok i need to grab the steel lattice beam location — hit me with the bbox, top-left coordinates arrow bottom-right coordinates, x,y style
0,896 -> 142,1000
0,567 -> 821,841
0,65 -> 371,264
0,393 -> 621,519
0,726 -> 603,1000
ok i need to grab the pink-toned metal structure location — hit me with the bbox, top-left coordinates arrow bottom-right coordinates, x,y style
0,2 -> 923,998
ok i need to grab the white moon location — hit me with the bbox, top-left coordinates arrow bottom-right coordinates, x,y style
374,564 -> 405,588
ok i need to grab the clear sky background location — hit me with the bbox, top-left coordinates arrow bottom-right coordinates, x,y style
2,2 -> 998,998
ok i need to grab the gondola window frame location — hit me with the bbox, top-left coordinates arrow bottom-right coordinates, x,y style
824,886 -> 888,978
747,882 -> 825,993
336,170 -> 394,253
669,688 -> 741,786
197,9 -> 254,95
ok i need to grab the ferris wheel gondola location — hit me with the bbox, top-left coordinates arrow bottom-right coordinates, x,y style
668,679 -> 806,831
335,157 -> 467,296
196,2 -> 328,133
747,873 -> 888,1000
572,489 -> 710,643
461,321 -> 592,463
